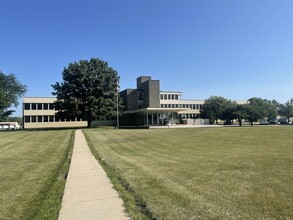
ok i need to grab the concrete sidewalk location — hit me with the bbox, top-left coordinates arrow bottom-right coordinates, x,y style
58,130 -> 129,220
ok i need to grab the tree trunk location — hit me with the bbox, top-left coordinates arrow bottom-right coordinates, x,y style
239,120 -> 242,126
87,119 -> 92,128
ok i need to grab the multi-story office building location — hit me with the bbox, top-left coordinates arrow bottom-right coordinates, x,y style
120,76 -> 207,126
23,76 -> 209,128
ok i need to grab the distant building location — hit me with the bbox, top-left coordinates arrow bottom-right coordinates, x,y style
120,76 -> 207,126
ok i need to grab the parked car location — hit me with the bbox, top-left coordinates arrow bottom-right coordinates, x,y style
269,118 -> 279,124
279,118 -> 289,124
259,119 -> 268,125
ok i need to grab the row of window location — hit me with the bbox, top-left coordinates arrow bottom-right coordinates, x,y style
180,114 -> 199,119
24,115 -> 84,123
160,94 -> 179,100
24,103 -> 54,110
160,104 -> 202,109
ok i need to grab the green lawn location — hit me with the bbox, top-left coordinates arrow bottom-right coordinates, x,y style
84,126 -> 293,219
0,130 -> 74,220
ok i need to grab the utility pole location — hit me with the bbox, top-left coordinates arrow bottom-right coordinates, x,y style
116,80 -> 119,129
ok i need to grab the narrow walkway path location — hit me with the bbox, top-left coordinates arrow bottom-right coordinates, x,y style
58,130 -> 129,220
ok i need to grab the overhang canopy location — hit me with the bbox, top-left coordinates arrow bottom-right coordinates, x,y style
123,107 -> 190,114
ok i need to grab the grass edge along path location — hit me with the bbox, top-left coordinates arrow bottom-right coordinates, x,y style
84,127 -> 293,219
30,130 -> 75,220
84,130 -> 156,220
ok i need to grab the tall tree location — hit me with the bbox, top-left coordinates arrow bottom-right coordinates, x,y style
278,99 -> 293,122
52,58 -> 120,128
0,71 -> 27,121
200,96 -> 231,124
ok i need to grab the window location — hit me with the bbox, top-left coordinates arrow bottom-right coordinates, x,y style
49,103 -> 54,110
49,116 -> 54,122
160,94 -> 164,100
24,103 -> 30,110
37,103 -> 42,110
138,92 -> 143,100
175,95 -> 178,100
31,103 -> 36,110
24,116 -> 30,123
38,116 -> 42,122
31,116 -> 36,122
161,104 -> 164,108
172,94 -> 175,100
43,103 -> 48,110
164,94 -> 167,99
44,116 -> 48,122
168,95 -> 171,100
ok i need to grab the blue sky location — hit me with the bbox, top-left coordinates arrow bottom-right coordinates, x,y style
1,0 -> 293,116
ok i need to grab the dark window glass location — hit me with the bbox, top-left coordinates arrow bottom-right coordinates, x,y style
31,116 -> 36,122
168,95 -> 171,100
49,116 -> 54,122
25,116 -> 30,123
43,103 -> 48,110
175,95 -> 178,100
24,103 -> 30,110
37,103 -> 42,110
164,94 -> 167,99
38,116 -> 42,122
49,103 -> 54,110
160,94 -> 163,100
31,103 -> 36,110
172,95 -> 175,100
44,116 -> 48,122
138,92 -> 143,100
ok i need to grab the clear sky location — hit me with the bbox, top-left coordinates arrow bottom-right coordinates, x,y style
1,0 -> 293,116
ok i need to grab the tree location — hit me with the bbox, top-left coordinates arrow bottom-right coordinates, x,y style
200,96 -> 232,124
265,99 -> 279,120
278,99 -> 293,122
52,58 -> 121,128
220,104 -> 248,126
0,71 -> 27,121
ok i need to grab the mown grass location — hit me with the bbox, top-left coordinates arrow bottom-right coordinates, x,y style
0,130 -> 74,220
84,126 -> 293,219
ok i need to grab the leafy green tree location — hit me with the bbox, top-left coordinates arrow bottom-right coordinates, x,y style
52,58 -> 121,128
232,105 -> 249,127
0,71 -> 27,121
278,99 -> 293,122
200,96 -> 232,124
220,104 -> 236,125
220,104 -> 248,126
265,99 -> 279,120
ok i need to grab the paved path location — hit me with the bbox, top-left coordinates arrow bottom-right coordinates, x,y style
58,130 -> 130,220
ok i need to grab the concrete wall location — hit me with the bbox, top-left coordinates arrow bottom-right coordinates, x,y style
146,80 -> 160,108
137,76 -> 151,90
120,89 -> 138,111
24,121 -> 87,129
